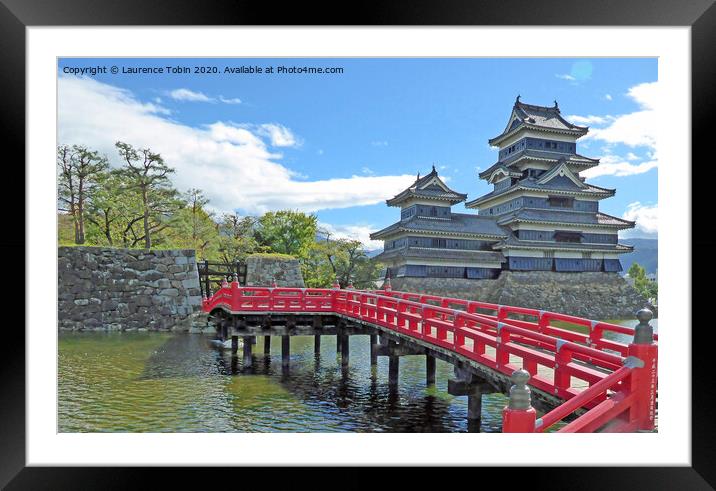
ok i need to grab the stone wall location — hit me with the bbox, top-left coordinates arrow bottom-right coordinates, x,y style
58,246 -> 204,331
245,255 -> 305,287
391,271 -> 655,320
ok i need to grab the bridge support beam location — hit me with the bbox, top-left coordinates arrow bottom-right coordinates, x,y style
341,333 -> 349,369
231,335 -> 238,355
426,354 -> 436,387
242,336 -> 253,369
314,335 -> 321,355
263,336 -> 271,355
448,367 -> 497,432
281,335 -> 290,370
388,354 -> 399,387
369,334 -> 378,366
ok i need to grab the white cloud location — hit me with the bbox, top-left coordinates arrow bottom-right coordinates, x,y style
621,202 -> 658,237
168,88 -> 242,105
218,96 -> 242,104
256,123 -> 300,147
58,76 -> 414,214
582,81 -> 658,149
626,152 -> 639,161
581,154 -> 658,179
169,88 -> 213,102
555,74 -> 576,81
318,222 -> 383,250
604,94 -> 613,101
371,140 -> 388,147
566,114 -> 616,125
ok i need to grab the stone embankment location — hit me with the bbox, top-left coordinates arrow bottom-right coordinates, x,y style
58,246 -> 203,331
391,271 -> 656,320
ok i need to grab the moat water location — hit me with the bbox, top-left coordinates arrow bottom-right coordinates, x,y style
58,319 -> 655,433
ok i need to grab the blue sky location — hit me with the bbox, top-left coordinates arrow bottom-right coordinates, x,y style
57,58 -> 658,247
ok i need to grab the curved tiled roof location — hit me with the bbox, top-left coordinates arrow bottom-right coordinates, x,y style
387,167 -> 467,206
374,246 -> 505,263
466,178 -> 615,208
496,209 -> 635,228
479,151 -> 599,180
493,235 -> 634,253
370,212 -> 508,240
489,99 -> 589,145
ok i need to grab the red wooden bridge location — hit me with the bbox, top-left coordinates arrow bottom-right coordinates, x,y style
202,277 -> 657,433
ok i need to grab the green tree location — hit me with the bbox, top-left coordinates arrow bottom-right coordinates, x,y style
627,261 -> 658,304
164,189 -> 220,259
216,213 -> 262,266
256,210 -> 317,258
57,144 -> 109,244
302,232 -> 383,289
115,141 -> 180,248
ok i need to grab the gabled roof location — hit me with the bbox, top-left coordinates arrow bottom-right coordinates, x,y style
478,150 -> 599,180
492,235 -> 634,253
374,247 -> 506,264
536,160 -> 587,189
370,212 -> 508,240
486,165 -> 523,184
489,97 -> 589,147
386,166 -> 467,207
465,178 -> 616,208
495,209 -> 635,229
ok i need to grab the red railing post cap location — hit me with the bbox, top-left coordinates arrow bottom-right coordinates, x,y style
508,368 -> 532,410
633,308 -> 655,345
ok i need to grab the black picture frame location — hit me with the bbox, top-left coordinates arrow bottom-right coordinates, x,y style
3,0 -> 713,487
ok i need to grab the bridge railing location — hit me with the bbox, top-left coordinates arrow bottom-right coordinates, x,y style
370,289 -> 657,359
203,284 -> 657,433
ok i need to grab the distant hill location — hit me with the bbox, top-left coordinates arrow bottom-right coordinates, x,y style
366,249 -> 381,258
620,238 -> 658,274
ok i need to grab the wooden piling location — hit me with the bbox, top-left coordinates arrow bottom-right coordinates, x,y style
426,354 -> 436,386
388,353 -> 399,387
231,335 -> 238,355
263,335 -> 271,355
314,334 -> 321,355
341,333 -> 349,368
370,334 -> 378,366
281,335 -> 290,369
242,336 -> 253,368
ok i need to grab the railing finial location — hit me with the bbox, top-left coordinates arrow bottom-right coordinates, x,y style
383,274 -> 392,292
332,276 -> 341,289
347,280 -> 355,290
272,277 -> 278,288
221,276 -> 229,288
508,368 -> 532,410
633,308 -> 654,345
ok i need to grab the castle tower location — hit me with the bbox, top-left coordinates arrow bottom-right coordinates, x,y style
370,166 -> 506,279
465,97 -> 635,272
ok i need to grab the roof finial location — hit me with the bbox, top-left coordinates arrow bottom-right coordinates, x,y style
515,94 -> 521,104
416,172 -> 420,180
554,99 -> 559,110
432,164 -> 436,173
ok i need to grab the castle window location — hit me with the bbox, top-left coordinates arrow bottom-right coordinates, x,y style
554,231 -> 582,243
548,196 -> 574,208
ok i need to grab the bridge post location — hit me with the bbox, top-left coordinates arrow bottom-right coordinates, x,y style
627,308 -> 658,431
388,341 -> 399,387
370,334 -> 378,366
467,393 -> 482,432
341,333 -> 350,369
263,336 -> 271,355
314,335 -> 321,355
426,354 -> 436,387
231,335 -> 238,355
242,336 -> 253,369
281,335 -> 290,370
502,369 -> 536,433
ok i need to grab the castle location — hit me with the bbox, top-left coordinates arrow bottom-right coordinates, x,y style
371,97 -> 636,281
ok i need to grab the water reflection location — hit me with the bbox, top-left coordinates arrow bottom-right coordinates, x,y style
59,318 -> 649,433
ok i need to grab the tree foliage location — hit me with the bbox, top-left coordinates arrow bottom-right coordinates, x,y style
115,141 -> 180,249
627,262 -> 658,303
256,210 -> 318,258
57,144 -> 109,244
